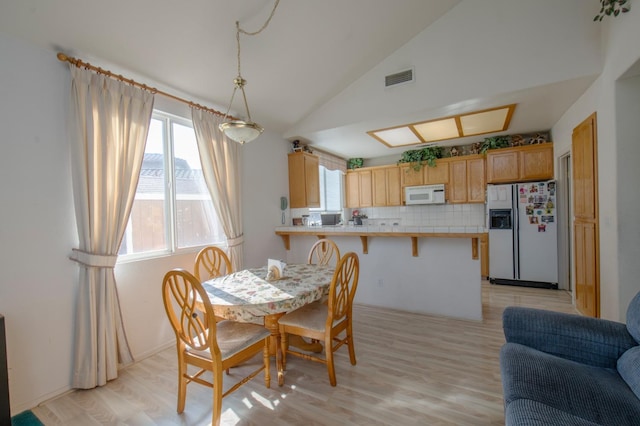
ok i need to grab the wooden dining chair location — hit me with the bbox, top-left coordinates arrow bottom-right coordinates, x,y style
162,268 -> 271,426
278,252 -> 359,386
194,246 -> 232,281
307,238 -> 340,267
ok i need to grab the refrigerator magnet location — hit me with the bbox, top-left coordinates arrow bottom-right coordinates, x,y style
538,223 -> 546,232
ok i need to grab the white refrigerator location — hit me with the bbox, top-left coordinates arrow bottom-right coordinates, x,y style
487,181 -> 558,288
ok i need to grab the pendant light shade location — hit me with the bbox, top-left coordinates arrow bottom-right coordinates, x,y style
219,120 -> 263,144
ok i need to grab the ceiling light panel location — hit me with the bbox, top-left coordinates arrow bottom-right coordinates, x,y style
460,106 -> 512,136
369,127 -> 422,147
413,118 -> 460,142
367,104 -> 516,149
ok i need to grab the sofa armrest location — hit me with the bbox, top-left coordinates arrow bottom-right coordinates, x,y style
502,306 -> 637,368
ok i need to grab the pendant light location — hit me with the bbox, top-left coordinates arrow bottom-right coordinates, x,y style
219,0 -> 280,144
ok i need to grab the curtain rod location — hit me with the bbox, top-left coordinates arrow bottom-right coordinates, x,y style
57,52 -> 233,119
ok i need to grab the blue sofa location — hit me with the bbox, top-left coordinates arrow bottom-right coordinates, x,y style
500,291 -> 640,425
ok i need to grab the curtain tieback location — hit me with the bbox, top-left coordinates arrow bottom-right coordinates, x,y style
69,248 -> 118,268
227,235 -> 244,247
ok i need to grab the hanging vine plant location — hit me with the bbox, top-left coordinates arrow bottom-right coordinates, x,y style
397,146 -> 443,171
594,0 -> 630,21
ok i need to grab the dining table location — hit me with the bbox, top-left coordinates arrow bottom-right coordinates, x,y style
200,263 -> 335,356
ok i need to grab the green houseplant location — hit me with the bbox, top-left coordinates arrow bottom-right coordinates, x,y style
479,136 -> 510,154
594,0 -> 630,21
347,158 -> 364,169
397,146 -> 443,171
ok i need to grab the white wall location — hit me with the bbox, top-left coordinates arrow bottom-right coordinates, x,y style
615,72 -> 640,316
241,132 -> 290,269
551,11 -> 640,321
0,34 -> 77,412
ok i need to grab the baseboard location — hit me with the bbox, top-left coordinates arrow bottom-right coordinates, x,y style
489,278 -> 558,290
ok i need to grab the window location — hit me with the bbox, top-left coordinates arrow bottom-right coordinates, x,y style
119,112 -> 225,258
309,166 -> 343,223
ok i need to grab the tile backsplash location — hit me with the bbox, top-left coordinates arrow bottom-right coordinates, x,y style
353,204 -> 486,227
290,204 -> 486,227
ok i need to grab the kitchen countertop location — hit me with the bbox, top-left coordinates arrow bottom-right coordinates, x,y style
274,225 -> 487,258
275,225 -> 487,234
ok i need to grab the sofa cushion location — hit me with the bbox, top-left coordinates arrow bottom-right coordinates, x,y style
627,291 -> 640,343
618,345 -> 640,400
501,343 -> 640,425
505,399 -> 602,426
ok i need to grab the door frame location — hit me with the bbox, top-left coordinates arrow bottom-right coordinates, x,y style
557,152 -> 572,293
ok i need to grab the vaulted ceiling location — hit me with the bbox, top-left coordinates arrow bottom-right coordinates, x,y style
0,0 -> 602,160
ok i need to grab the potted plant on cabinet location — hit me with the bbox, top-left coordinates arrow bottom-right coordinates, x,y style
397,146 -> 443,171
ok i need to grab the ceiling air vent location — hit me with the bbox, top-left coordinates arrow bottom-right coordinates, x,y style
385,68 -> 414,88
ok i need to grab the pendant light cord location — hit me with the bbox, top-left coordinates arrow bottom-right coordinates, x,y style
236,0 -> 281,86
223,0 -> 280,122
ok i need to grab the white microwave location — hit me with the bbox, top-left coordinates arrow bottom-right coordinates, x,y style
405,184 -> 446,205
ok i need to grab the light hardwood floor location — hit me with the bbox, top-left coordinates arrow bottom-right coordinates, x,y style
33,283 -> 577,425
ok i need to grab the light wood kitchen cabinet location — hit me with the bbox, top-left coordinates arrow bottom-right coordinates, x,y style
486,143 -> 554,183
447,156 -> 485,204
288,152 -> 320,208
485,149 -> 519,183
467,157 -> 486,203
349,166 -> 402,208
448,159 -> 468,203
373,166 -> 401,206
345,168 -> 374,208
520,144 -> 554,181
346,171 -> 360,208
372,168 -> 387,206
400,164 -> 423,187
424,160 -> 450,185
359,169 -> 373,207
386,167 -> 402,206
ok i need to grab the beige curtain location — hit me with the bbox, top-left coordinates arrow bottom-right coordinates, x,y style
191,108 -> 244,271
68,66 -> 154,388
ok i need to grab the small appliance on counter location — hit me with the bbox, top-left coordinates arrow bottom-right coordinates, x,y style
487,180 -> 558,289
320,213 -> 342,226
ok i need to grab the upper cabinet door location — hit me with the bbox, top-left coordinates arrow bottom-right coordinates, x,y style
372,168 -> 388,206
448,159 -> 468,203
424,160 -> 449,184
288,152 -> 320,208
358,169 -> 373,207
304,154 -> 320,207
486,144 -> 554,183
400,164 -> 423,187
486,150 -> 519,183
345,171 -> 360,208
520,144 -> 554,182
386,167 -> 402,206
467,157 -> 486,203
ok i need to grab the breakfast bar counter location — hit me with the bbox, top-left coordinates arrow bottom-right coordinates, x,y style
275,225 -> 487,260
275,225 -> 488,321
